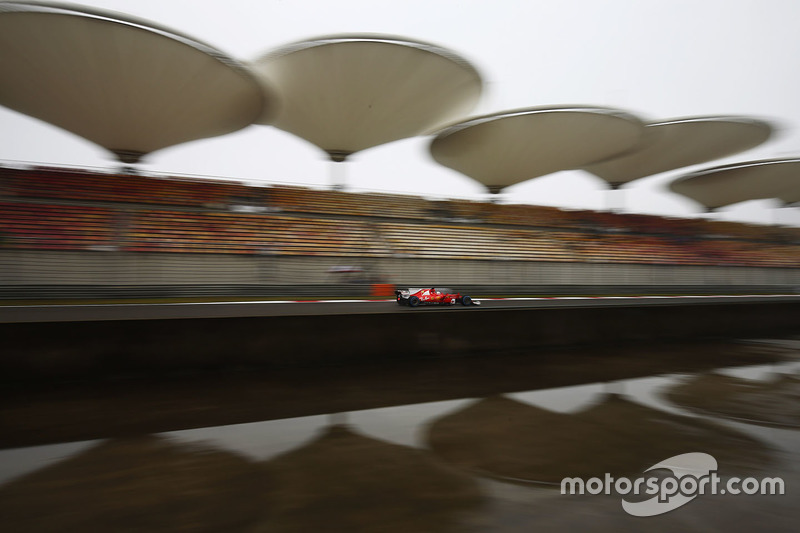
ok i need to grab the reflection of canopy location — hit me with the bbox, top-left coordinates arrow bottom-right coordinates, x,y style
669,158 -> 800,210
251,34 -> 483,161
262,424 -> 482,531
0,436 -> 265,531
429,106 -> 645,193
584,116 -> 772,187
426,394 -> 771,483
0,1 -> 269,163
666,373 -> 800,428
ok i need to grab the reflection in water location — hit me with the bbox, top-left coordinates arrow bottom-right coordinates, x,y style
1,340 -> 786,450
0,436 -> 266,532
257,424 -> 484,532
0,427 -> 484,532
666,372 -> 800,428
0,441 -> 97,487
0,340 -> 798,531
425,394 -> 773,484
478,480 -> 798,532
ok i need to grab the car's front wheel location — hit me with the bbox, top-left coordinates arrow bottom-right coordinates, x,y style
461,295 -> 472,306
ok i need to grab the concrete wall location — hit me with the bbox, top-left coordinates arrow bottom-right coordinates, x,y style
2,300 -> 798,380
386,257 -> 800,286
1,250 -> 799,288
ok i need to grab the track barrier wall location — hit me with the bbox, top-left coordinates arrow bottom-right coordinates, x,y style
1,299 -> 798,380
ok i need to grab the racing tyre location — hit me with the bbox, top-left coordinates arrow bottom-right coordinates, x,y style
408,295 -> 420,307
461,295 -> 472,306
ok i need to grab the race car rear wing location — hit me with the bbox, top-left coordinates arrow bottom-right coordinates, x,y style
395,288 -> 425,297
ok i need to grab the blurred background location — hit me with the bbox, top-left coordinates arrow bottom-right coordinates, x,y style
1,1 -> 799,531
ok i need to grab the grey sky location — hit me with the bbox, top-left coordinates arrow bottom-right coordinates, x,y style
1,0 -> 799,226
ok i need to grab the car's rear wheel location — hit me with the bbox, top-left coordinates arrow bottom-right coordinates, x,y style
461,295 -> 472,306
409,295 -> 420,307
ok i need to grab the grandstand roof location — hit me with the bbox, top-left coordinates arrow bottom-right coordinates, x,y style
669,158 -> 800,210
429,106 -> 645,193
583,116 -> 773,187
0,1 -> 271,163
779,187 -> 800,205
251,34 -> 483,161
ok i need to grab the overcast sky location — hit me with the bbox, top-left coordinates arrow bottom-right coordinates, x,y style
1,0 -> 799,226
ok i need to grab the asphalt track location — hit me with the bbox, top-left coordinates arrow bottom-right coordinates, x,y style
1,294 -> 799,324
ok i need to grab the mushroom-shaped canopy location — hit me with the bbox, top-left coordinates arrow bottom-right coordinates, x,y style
778,184 -> 800,206
429,106 -> 645,193
0,1 -> 270,163
584,116 -> 773,188
668,158 -> 800,210
251,34 -> 483,161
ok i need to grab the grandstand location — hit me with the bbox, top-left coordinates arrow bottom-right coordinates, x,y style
0,165 -> 799,294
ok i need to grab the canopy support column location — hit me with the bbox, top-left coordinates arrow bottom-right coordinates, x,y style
329,159 -> 348,191
605,183 -> 626,213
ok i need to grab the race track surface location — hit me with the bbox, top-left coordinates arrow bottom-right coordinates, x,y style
1,294 -> 799,324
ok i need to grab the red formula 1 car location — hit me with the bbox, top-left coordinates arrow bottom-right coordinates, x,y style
395,287 -> 479,307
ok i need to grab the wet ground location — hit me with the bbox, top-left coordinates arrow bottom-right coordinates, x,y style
1,338 -> 798,531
